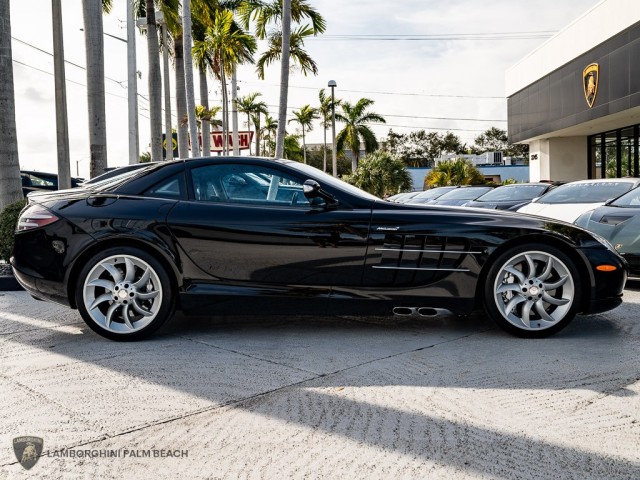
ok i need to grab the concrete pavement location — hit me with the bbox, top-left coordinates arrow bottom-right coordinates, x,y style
1,285 -> 639,479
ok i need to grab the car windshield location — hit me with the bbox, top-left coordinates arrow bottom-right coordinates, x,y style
537,181 -> 635,204
475,184 -> 548,202
436,186 -> 492,200
412,187 -> 457,200
286,161 -> 380,201
609,186 -> 640,207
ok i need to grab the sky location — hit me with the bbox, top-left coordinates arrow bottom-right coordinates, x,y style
9,0 -> 602,178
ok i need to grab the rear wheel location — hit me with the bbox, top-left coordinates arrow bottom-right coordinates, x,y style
75,247 -> 174,341
484,244 -> 581,338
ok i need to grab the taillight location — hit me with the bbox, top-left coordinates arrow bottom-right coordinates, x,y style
16,204 -> 60,232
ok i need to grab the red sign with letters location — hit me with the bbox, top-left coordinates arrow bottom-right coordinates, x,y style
208,131 -> 254,152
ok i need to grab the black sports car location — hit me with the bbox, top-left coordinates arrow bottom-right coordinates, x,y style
574,186 -> 640,276
465,183 -> 555,210
428,185 -> 494,206
11,157 -> 627,341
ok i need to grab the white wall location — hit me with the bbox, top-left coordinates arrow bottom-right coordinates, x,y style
506,0 -> 640,96
528,137 -> 587,182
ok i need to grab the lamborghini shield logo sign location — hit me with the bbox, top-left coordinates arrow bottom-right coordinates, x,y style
13,436 -> 43,470
583,63 -> 599,108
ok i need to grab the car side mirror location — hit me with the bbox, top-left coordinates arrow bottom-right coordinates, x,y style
303,179 -> 338,207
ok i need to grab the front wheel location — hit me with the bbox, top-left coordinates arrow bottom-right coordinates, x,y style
484,245 -> 581,338
75,247 -> 175,341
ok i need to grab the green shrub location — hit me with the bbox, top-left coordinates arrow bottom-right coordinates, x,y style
0,199 -> 27,262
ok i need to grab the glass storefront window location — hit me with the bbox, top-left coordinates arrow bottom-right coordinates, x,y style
588,124 -> 639,179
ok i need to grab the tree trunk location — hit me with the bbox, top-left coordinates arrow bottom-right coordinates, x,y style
52,0 -> 71,189
254,115 -> 261,156
352,149 -> 358,173
162,24 -> 172,161
199,67 -> 210,156
174,33 -> 189,158
247,114 -> 252,155
126,0 -> 139,164
220,67 -> 228,155
302,125 -> 306,164
0,0 -> 22,210
275,0 -> 291,159
182,0 -> 199,157
231,71 -> 239,155
145,0 -> 162,163
82,0 -> 108,178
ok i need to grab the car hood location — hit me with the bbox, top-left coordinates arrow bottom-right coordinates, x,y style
576,206 -> 640,255
517,202 -> 604,223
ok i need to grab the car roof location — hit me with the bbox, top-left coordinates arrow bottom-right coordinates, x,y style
564,178 -> 640,184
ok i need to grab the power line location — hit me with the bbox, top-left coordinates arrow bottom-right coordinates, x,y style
259,103 -> 505,123
11,36 -> 128,88
237,80 -> 504,99
12,59 -> 151,121
308,31 -> 557,41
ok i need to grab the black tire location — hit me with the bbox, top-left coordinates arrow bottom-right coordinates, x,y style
75,246 -> 175,341
483,244 -> 581,338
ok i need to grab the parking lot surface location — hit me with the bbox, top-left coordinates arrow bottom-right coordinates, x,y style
1,285 -> 639,479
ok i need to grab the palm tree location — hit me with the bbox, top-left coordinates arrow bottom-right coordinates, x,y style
234,92 -> 261,154
143,0 -> 163,161
425,158 -> 485,188
52,0 -> 71,189
182,0 -> 200,157
288,105 -> 318,164
261,114 -> 277,156
347,151 -> 412,198
194,9 -> 256,156
255,24 -> 318,79
134,1 -> 180,156
250,99 -> 268,156
192,105 -> 222,150
335,98 -> 386,172
238,0 -> 325,158
82,0 -> 113,178
318,88 -> 339,172
283,134 -> 303,161
0,0 -> 22,209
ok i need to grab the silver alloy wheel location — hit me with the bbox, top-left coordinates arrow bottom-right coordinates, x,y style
493,250 -> 574,331
83,254 -> 163,334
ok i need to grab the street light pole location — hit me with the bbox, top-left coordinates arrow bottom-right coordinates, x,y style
328,80 -> 337,177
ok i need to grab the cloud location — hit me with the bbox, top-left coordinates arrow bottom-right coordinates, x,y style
22,86 -> 52,104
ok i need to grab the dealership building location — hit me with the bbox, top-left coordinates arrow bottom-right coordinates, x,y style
506,0 -> 640,182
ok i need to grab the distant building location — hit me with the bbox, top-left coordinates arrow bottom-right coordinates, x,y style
506,0 -> 640,182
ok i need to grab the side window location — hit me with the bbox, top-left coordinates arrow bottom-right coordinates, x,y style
190,164 -> 323,207
144,173 -> 185,200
